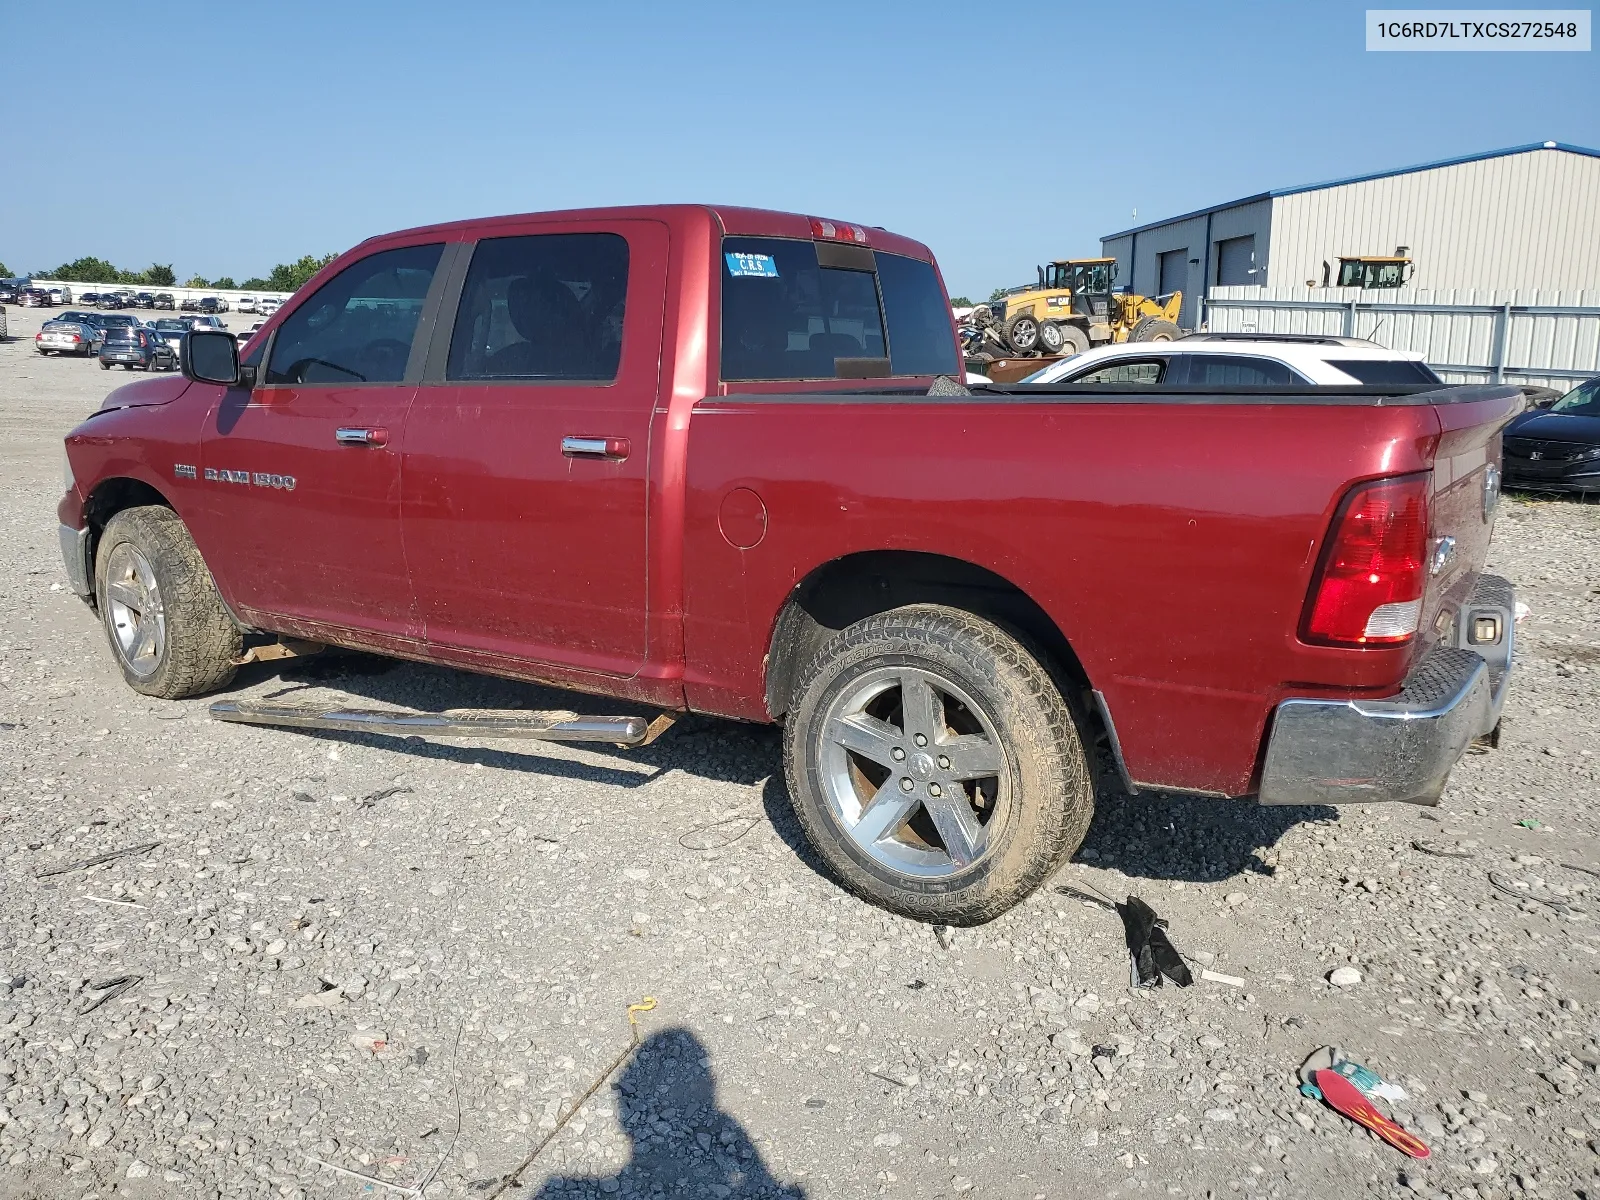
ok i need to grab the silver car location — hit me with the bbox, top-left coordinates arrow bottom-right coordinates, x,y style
35,319 -> 103,356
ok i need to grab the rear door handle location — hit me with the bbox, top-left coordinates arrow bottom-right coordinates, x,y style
561,436 -> 630,460
335,427 -> 389,447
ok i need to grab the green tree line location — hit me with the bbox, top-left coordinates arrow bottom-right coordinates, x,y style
19,252 -> 339,293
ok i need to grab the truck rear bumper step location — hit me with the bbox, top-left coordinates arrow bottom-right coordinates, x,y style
1259,575 -> 1515,807
209,700 -> 673,747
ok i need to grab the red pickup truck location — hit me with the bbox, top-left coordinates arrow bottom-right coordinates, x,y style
58,204 -> 1521,924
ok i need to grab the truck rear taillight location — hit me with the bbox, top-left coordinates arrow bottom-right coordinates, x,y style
1302,474 -> 1430,647
809,217 -> 869,245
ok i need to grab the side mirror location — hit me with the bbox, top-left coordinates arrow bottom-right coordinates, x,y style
182,329 -> 240,386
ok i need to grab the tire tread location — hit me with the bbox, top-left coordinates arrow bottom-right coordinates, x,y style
783,604 -> 1093,924
96,506 -> 240,699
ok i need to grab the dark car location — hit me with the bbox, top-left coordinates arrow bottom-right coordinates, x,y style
134,292 -> 156,308
1502,376 -> 1600,497
98,322 -> 176,372
78,292 -> 101,307
179,296 -> 199,312
99,293 -> 128,310
147,317 -> 191,357
20,288 -> 51,307
153,292 -> 175,310
0,283 -> 20,304
198,296 -> 224,314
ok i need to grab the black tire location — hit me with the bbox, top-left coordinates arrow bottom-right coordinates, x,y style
1037,321 -> 1064,355
1003,313 -> 1040,354
99,361 -> 111,370
1129,317 -> 1181,342
94,506 -> 241,699
1058,324 -> 1090,355
783,604 -> 1093,925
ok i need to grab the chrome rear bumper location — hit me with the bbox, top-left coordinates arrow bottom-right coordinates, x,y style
1259,574 -> 1514,806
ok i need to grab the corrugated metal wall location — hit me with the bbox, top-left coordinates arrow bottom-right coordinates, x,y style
1205,285 -> 1600,390
1100,200 -> 1272,329
1268,148 -> 1600,291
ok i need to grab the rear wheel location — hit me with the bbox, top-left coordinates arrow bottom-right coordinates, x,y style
95,506 -> 241,699
1037,321 -> 1064,355
1129,317 -> 1181,342
1003,313 -> 1040,354
99,361 -> 111,370
1058,324 -> 1091,355
783,604 -> 1094,924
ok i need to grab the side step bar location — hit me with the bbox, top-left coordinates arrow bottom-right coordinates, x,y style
209,700 -> 675,747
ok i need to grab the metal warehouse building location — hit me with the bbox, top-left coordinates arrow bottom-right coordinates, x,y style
1100,141 -> 1600,330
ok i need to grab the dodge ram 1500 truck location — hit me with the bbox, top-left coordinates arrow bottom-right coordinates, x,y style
58,204 -> 1521,924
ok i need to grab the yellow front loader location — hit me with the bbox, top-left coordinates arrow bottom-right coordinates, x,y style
980,258 -> 1182,356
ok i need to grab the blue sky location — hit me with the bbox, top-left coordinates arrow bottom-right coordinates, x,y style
2,0 -> 1595,298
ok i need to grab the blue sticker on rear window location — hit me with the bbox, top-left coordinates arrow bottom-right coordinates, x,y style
725,252 -> 779,278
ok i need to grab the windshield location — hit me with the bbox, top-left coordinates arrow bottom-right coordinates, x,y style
1070,262 -> 1113,294
153,319 -> 185,331
1550,377 -> 1600,417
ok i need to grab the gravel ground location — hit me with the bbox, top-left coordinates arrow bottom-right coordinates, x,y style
2,303 -> 1598,1200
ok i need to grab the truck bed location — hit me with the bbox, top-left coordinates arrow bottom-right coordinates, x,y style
680,382 -> 1523,796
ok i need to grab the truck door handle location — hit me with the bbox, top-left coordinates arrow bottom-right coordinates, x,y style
561,436 -> 630,460
335,427 -> 389,447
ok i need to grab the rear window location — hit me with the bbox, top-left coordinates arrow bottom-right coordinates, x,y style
876,252 -> 960,376
446,233 -> 629,382
720,238 -> 956,381
1325,358 -> 1442,385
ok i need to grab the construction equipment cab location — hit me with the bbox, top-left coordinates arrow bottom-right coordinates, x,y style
985,257 -> 1182,356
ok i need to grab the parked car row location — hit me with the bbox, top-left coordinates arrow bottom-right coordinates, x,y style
32,311 -> 238,371
0,284 -> 72,307
77,290 -> 177,311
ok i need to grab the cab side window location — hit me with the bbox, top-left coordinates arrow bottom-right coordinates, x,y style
1068,358 -> 1166,385
1184,355 -> 1304,386
446,234 -> 630,382
264,243 -> 443,385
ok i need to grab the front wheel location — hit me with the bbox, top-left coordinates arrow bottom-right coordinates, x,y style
783,604 -> 1093,925
95,506 -> 242,698
1129,317 -> 1181,342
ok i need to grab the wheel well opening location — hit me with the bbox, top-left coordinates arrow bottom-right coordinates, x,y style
765,551 -> 1094,721
82,478 -> 172,576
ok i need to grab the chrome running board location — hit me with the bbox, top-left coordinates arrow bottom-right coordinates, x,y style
209,700 -> 674,747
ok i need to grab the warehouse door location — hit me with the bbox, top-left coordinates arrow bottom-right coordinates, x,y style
1158,249 -> 1188,297
1217,236 -> 1257,286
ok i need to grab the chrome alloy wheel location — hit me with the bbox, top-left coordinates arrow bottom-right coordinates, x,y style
104,542 -> 165,678
818,667 -> 1010,878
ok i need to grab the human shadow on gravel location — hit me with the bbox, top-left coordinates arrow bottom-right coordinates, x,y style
524,1027 -> 805,1200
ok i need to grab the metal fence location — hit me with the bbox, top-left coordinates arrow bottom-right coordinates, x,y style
25,279 -> 293,310
1204,286 -> 1600,391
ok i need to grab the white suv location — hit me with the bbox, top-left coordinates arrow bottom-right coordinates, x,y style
1020,334 -> 1442,388
236,296 -> 257,313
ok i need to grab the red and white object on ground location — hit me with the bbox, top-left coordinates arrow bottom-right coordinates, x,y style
1314,1069 -> 1431,1158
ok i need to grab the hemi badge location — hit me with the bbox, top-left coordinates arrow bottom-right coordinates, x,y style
174,464 -> 197,480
